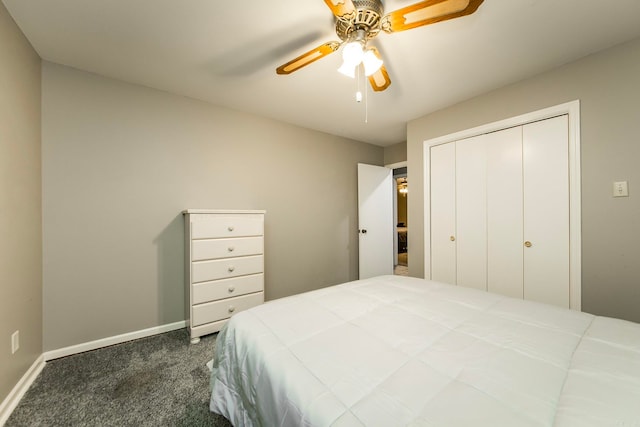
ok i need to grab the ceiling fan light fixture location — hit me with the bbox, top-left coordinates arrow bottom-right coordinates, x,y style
338,40 -> 365,78
342,40 -> 365,63
277,0 -> 487,93
337,61 -> 357,78
362,49 -> 383,76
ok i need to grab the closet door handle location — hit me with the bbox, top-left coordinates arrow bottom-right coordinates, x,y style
450,236 -> 456,242
524,241 -> 532,248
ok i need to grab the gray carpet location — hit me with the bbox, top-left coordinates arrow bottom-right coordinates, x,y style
6,329 -> 233,427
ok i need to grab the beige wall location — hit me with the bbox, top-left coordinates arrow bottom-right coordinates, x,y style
0,3 -> 42,404
384,141 -> 407,165
42,62 -> 383,351
408,37 -> 640,323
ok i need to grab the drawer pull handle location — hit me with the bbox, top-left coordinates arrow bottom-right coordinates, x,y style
228,246 -> 235,252
228,226 -> 234,232
228,266 -> 235,272
228,306 -> 236,313
228,286 -> 235,293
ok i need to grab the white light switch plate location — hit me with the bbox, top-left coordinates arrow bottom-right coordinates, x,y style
613,181 -> 629,197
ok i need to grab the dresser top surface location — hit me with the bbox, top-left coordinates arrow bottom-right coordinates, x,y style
183,209 -> 266,215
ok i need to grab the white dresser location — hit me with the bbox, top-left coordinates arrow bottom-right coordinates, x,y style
183,209 -> 265,343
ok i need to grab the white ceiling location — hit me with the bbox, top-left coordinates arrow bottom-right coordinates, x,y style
4,0 -> 640,146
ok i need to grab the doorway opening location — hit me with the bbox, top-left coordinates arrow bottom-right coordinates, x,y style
393,166 -> 408,276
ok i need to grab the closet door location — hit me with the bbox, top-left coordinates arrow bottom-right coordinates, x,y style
486,127 -> 524,299
430,142 -> 456,284
523,116 -> 570,307
456,135 -> 487,290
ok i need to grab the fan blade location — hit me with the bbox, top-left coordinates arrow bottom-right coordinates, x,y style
366,48 -> 391,92
368,66 -> 391,91
324,0 -> 356,20
382,0 -> 484,33
276,42 -> 340,75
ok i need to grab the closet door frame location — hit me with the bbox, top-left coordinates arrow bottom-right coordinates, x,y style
423,100 -> 582,311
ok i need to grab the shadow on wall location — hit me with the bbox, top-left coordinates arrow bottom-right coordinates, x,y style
154,214 -> 185,324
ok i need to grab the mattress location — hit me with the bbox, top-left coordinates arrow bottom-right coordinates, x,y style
209,275 -> 640,426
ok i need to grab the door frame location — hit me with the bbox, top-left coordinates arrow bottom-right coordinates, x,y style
387,161 -> 408,268
422,100 -> 582,310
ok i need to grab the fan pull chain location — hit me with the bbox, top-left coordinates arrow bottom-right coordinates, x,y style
356,65 -> 362,103
365,70 -> 368,124
354,65 -> 368,123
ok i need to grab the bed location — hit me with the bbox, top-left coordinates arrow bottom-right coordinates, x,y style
209,275 -> 640,426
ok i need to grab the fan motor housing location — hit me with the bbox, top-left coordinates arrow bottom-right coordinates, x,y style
335,0 -> 384,41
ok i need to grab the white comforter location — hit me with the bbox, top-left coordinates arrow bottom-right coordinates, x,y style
209,275 -> 640,426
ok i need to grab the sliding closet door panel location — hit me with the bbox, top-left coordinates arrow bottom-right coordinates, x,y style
455,135 -> 487,290
430,142 -> 456,284
523,115 -> 570,308
486,127 -> 524,299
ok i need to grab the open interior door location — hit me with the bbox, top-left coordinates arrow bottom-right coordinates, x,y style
358,163 -> 393,279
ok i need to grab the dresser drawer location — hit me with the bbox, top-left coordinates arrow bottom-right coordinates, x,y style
192,292 -> 264,326
191,214 -> 264,239
192,255 -> 263,283
192,237 -> 263,261
193,274 -> 264,305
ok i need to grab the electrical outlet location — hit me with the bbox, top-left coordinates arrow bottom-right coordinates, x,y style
613,181 -> 629,197
11,330 -> 19,354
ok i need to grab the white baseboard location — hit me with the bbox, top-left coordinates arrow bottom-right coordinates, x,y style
43,320 -> 187,361
0,355 -> 45,427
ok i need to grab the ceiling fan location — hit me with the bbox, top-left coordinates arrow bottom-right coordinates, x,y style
276,0 -> 484,92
